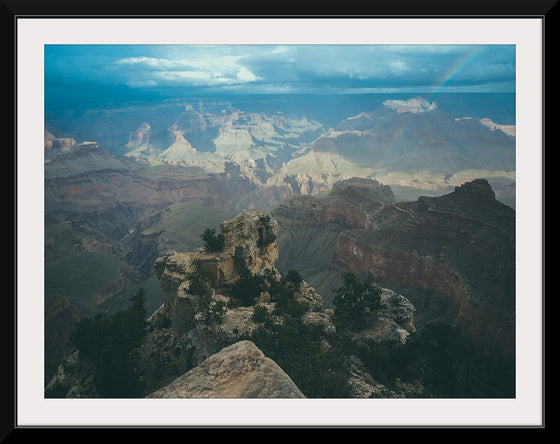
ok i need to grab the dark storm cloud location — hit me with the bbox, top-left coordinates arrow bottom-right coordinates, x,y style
44,44 -> 515,111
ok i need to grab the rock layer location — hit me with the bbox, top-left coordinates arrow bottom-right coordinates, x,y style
276,177 -> 515,355
154,210 -> 280,334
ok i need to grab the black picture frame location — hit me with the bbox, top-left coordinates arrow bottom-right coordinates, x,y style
2,0 -> 553,436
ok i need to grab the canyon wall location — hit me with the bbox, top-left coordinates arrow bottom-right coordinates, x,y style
276,177 -> 516,356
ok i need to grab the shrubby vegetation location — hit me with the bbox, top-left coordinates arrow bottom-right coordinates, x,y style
349,321 -> 515,398
333,272 -> 385,331
227,266 -> 309,316
68,290 -> 148,398
198,294 -> 227,325
61,265 -> 513,399
186,259 -> 212,297
201,227 -> 225,252
228,268 -> 267,307
257,214 -> 277,247
246,306 -> 348,398
244,271 -> 514,398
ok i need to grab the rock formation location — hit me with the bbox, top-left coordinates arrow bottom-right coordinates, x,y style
46,207 -> 417,398
382,97 -> 439,114
140,209 -> 416,397
45,130 -> 75,151
479,117 -> 516,137
152,210 -> 280,333
129,210 -> 306,395
275,177 -> 515,356
147,340 -> 305,398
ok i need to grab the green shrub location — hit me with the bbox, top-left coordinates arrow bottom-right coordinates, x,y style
283,270 -> 303,288
333,273 -> 384,331
245,317 -> 347,398
199,293 -> 227,325
257,215 -> 276,247
186,259 -> 212,297
201,228 -> 225,252
251,304 -> 273,327
70,289 -> 148,398
229,269 -> 265,307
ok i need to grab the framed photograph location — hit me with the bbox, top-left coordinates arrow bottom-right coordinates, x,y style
3,0 -> 551,432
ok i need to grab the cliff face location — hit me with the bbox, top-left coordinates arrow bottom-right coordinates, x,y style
336,233 -> 467,324
273,177 -> 397,303
153,210 -> 280,333
274,177 -> 395,230
276,177 -> 515,356
45,130 -> 76,155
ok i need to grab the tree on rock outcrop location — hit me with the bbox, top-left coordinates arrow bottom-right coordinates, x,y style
257,214 -> 277,247
201,227 -> 225,253
333,273 -> 384,331
229,268 -> 266,307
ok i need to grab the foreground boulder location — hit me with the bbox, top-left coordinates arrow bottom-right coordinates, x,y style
147,340 -> 305,398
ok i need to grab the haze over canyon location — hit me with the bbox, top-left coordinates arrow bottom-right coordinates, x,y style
44,92 -> 517,399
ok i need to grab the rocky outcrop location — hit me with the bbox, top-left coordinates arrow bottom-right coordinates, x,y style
45,130 -> 75,151
147,340 -> 305,398
344,355 -> 424,398
153,210 -> 280,332
141,210 -> 287,390
273,177 -> 394,230
479,117 -> 516,137
47,208 -> 417,398
144,209 -> 416,397
338,179 -> 515,354
276,177 -> 515,356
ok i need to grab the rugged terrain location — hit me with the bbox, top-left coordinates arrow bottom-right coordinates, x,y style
274,177 -> 515,356
46,210 -> 418,398
47,95 -> 516,207
43,94 -> 517,396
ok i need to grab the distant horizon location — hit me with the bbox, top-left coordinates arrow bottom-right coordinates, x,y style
45,91 -> 516,128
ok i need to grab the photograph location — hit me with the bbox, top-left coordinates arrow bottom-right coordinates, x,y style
42,43 -> 519,401
6,9 -> 547,430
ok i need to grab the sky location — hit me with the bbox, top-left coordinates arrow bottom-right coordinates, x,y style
44,44 -> 515,111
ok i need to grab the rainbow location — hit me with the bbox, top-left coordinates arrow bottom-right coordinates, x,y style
429,45 -> 489,96
382,46 -> 491,158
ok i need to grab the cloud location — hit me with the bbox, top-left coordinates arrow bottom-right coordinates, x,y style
44,44 -> 516,112
237,66 -> 258,82
390,60 -> 409,74
239,45 -> 514,93
111,53 -> 261,87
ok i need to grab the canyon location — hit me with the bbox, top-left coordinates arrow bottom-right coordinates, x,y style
47,210 -> 418,398
46,95 -> 516,208
43,94 -> 517,397
274,177 -> 515,356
